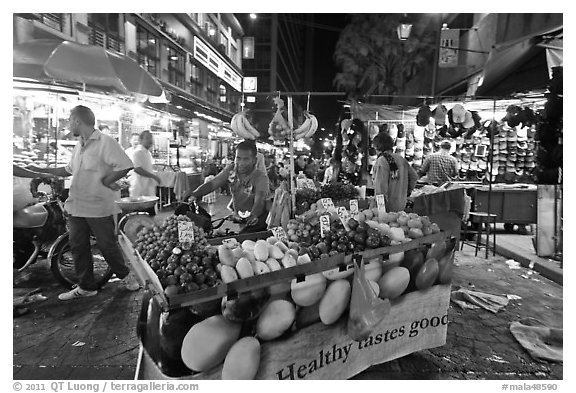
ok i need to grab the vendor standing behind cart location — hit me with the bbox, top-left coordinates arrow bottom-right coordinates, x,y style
419,141 -> 459,185
183,140 -> 270,233
128,130 -> 161,216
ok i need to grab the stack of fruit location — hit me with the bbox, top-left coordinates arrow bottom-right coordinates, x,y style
133,215 -> 221,296
268,97 -> 291,142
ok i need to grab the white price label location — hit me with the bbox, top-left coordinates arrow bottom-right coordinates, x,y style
221,238 -> 238,248
319,214 -> 331,238
271,227 -> 289,244
349,199 -> 359,213
337,206 -> 351,231
375,194 -> 387,220
319,198 -> 335,210
178,221 -> 195,244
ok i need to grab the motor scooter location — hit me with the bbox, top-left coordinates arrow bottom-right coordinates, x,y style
13,178 -> 113,289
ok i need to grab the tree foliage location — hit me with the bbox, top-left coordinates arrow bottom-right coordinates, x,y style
333,14 -> 436,100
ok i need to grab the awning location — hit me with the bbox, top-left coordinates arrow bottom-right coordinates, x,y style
475,28 -> 562,97
13,39 -> 164,98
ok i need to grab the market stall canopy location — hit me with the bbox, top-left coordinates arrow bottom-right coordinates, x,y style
476,26 -> 562,97
13,39 -> 164,98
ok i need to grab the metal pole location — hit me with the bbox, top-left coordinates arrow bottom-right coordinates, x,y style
431,15 -> 443,99
288,96 -> 296,216
485,99 -> 496,259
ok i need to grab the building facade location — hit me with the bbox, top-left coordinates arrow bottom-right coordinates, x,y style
13,13 -> 246,163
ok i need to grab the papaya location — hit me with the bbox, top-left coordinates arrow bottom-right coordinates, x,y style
256,299 -> 296,341
318,279 -> 351,325
220,265 -> 238,283
291,273 -> 327,307
181,315 -> 241,372
378,267 -> 410,300
221,337 -> 261,380
265,258 -> 282,271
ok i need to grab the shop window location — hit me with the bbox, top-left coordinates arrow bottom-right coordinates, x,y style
220,33 -> 229,56
88,14 -> 124,53
219,84 -> 227,103
242,36 -> 255,59
167,45 -> 186,89
206,74 -> 219,104
136,24 -> 160,77
190,62 -> 205,99
39,13 -> 65,32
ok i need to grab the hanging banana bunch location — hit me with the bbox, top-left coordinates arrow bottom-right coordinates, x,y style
293,110 -> 319,140
230,110 -> 260,140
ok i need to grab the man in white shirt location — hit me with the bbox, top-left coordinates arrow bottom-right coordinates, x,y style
124,133 -> 140,162
129,131 -> 161,214
28,105 -> 140,300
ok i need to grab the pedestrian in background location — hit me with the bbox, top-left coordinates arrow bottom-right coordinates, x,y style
419,140 -> 459,185
371,132 -> 418,212
129,130 -> 161,216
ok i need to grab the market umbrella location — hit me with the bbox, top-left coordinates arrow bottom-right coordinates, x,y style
13,39 -> 164,97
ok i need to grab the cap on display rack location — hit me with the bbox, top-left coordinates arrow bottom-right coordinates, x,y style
451,104 -> 467,123
416,105 -> 432,127
432,104 -> 448,125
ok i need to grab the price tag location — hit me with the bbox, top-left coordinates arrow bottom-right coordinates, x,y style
178,221 -> 195,244
271,227 -> 289,244
376,194 -> 387,220
337,206 -> 351,231
349,199 -> 359,213
221,238 -> 237,248
319,198 -> 335,210
319,214 -> 330,238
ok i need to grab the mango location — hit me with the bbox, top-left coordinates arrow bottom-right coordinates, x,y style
218,245 -> 237,267
220,265 -> 238,283
275,241 -> 289,253
221,337 -> 261,380
269,245 -> 284,260
265,258 -> 282,272
253,261 -> 271,275
241,240 -> 256,252
319,279 -> 351,325
236,258 -> 254,279
281,254 -> 297,269
253,240 -> 270,261
256,299 -> 296,341
181,315 -> 241,372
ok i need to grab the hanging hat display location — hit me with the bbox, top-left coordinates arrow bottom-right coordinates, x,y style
451,104 -> 467,123
502,105 -> 523,127
396,137 -> 406,149
397,123 -> 405,138
413,125 -> 425,142
369,124 -> 380,140
432,104 -> 448,125
416,105 -> 432,127
462,111 -> 475,128
389,123 -> 398,140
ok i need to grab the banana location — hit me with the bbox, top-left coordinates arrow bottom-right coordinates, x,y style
240,113 -> 260,139
237,116 -> 255,140
304,114 -> 318,138
232,113 -> 251,139
230,113 -> 243,137
294,112 -> 312,137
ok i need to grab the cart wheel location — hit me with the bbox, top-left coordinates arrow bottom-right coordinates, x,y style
49,233 -> 113,290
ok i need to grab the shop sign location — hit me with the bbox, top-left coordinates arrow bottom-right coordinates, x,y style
319,214 -> 330,238
243,77 -> 258,93
178,221 -> 195,244
194,37 -> 242,92
439,28 -> 460,68
271,227 -> 289,244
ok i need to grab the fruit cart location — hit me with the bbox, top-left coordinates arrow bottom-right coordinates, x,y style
118,228 -> 455,380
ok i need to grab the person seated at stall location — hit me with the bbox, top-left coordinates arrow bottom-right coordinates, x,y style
183,140 -> 270,233
419,141 -> 459,185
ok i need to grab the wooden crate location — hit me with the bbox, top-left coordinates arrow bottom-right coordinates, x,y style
119,231 -> 449,312
136,284 -> 451,380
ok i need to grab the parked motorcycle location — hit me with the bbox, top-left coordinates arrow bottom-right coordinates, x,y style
13,178 -> 113,289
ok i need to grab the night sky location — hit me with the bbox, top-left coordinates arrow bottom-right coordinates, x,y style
308,14 -> 350,140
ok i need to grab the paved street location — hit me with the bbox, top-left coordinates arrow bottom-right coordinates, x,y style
13,196 -> 563,380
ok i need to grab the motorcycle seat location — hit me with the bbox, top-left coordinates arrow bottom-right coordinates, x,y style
13,203 -> 49,228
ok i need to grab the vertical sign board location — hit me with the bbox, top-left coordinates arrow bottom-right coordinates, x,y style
439,28 -> 460,68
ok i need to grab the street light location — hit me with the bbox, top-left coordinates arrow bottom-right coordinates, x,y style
397,23 -> 413,41
249,13 -> 257,20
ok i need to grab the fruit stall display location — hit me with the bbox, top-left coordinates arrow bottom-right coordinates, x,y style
119,202 -> 456,380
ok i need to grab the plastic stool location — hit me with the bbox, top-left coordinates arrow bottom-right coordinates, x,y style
460,212 -> 497,258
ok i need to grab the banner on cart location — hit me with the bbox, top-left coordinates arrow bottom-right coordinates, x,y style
259,284 -> 450,380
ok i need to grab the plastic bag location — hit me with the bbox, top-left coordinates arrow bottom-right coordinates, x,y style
347,255 -> 391,341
